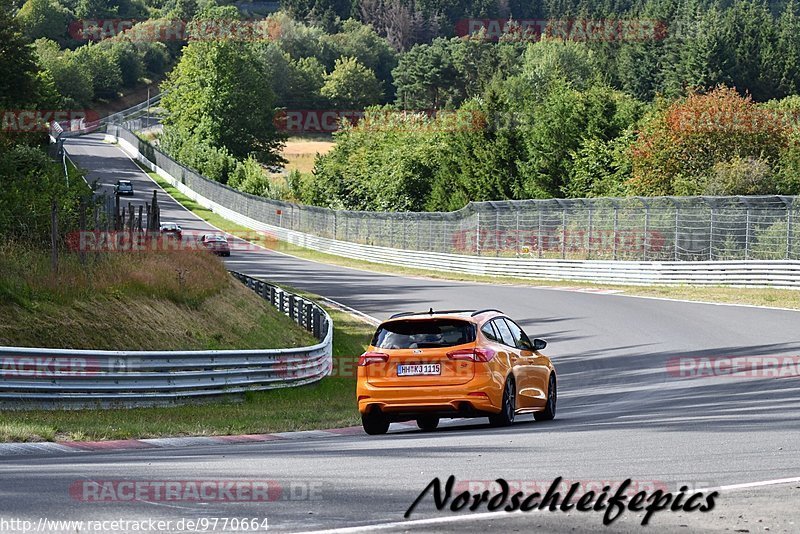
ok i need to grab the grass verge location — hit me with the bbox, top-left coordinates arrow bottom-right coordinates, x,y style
0,288 -> 372,442
0,243 -> 316,350
146,169 -> 800,311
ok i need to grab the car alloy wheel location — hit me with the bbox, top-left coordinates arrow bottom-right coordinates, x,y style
489,378 -> 516,427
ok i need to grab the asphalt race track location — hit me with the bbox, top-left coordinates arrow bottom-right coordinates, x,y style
1,133 -> 797,532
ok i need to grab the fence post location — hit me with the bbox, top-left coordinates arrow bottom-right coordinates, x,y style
745,208 -> 751,260
587,205 -> 593,260
495,209 -> 500,257
537,208 -> 543,259
709,207 -> 715,260
612,206 -> 619,261
561,208 -> 566,259
787,206 -> 793,259
643,204 -> 650,261
515,209 -> 521,257
674,206 -> 680,261
78,200 -> 87,266
50,198 -> 58,273
475,212 -> 481,256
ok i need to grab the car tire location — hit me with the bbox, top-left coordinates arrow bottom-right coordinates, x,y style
534,374 -> 557,422
361,412 -> 390,435
489,377 -> 516,427
416,415 -> 439,432
223,252 -> 230,257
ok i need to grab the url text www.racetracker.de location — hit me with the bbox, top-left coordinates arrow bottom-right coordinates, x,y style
405,476 -> 719,526
0,517 -> 269,533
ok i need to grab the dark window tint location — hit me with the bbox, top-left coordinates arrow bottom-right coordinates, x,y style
481,322 -> 500,342
492,319 -> 515,348
372,319 -> 476,349
503,319 -> 533,350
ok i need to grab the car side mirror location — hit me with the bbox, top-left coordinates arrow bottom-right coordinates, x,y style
533,338 -> 547,351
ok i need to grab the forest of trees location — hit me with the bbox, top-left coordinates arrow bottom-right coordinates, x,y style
6,0 -> 800,215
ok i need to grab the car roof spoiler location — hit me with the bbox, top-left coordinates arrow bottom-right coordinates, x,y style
388,308 -> 503,319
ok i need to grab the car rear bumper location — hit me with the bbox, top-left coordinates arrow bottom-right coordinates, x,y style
357,380 -> 502,419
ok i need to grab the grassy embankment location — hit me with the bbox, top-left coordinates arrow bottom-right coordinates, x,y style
0,244 -> 371,442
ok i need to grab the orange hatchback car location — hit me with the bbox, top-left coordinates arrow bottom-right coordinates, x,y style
356,309 -> 557,435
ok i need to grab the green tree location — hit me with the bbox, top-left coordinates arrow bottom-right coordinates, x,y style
776,0 -> 800,97
287,56 -> 327,108
392,39 -> 462,109
161,6 -> 285,163
72,43 -> 122,99
0,0 -> 43,108
320,19 -> 397,97
35,38 -> 95,106
16,0 -> 71,44
320,57 -> 382,109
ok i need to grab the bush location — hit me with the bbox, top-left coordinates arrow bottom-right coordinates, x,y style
630,87 -> 789,196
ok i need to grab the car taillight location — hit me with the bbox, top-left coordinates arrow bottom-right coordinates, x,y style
446,348 -> 495,362
358,352 -> 389,366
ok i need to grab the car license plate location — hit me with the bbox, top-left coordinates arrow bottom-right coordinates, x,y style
397,364 -> 441,376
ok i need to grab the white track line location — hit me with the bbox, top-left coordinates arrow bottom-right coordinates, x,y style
302,476 -> 800,533
319,297 -> 381,326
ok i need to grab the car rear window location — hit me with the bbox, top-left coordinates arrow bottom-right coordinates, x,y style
372,319 -> 476,349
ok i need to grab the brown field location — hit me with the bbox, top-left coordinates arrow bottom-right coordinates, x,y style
279,136 -> 335,175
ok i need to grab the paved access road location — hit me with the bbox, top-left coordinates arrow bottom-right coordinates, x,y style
1,133 -> 797,533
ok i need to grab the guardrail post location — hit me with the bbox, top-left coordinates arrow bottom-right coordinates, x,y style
305,302 -> 313,332
289,295 -> 296,321
279,291 -> 286,313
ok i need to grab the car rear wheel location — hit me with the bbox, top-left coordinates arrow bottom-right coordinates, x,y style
489,377 -> 516,427
361,412 -> 390,435
416,415 -> 439,432
534,374 -> 557,422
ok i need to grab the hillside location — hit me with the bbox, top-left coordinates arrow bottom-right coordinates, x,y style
0,245 -> 316,350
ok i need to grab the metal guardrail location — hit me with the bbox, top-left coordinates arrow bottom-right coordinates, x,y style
106,124 -> 800,262
0,272 -> 332,408
108,127 -> 800,289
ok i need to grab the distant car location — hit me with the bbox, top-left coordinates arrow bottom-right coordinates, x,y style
200,234 -> 230,257
159,222 -> 182,239
114,180 -> 134,196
